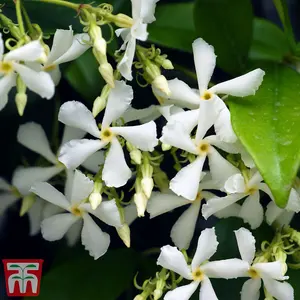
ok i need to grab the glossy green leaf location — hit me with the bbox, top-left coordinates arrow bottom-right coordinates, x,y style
29,248 -> 137,300
228,64 -> 300,207
194,0 -> 253,74
249,18 -> 289,62
64,50 -> 105,101
148,2 -> 197,53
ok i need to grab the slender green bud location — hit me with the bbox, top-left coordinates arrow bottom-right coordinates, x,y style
116,224 -> 131,248
20,194 -> 35,216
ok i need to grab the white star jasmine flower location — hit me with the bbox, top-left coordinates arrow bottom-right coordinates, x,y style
157,227 -> 248,300
43,27 -> 90,85
160,119 -> 239,200
116,0 -> 159,80
58,80 -> 158,187
202,170 -> 269,229
0,34 -> 55,111
234,227 -> 294,300
30,170 -> 122,259
156,38 -> 265,142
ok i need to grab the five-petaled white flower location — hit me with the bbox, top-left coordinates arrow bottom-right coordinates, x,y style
156,38 -> 265,143
43,27 -> 90,85
30,170 -> 122,259
157,227 -> 248,300
116,0 -> 159,80
0,34 -> 55,111
234,227 -> 294,300
58,80 -> 158,187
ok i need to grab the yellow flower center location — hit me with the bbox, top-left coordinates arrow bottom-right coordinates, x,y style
248,267 -> 260,279
192,267 -> 205,281
201,91 -> 213,101
44,64 -> 57,72
71,205 -> 83,217
0,61 -> 13,74
246,186 -> 257,195
197,141 -> 210,155
194,192 -> 203,202
100,128 -> 114,142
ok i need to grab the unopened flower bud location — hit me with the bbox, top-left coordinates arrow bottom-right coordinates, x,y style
93,95 -> 107,117
141,177 -> 154,199
133,295 -> 144,300
161,143 -> 172,151
99,63 -> 115,88
117,224 -> 131,248
20,194 -> 35,216
130,149 -> 142,165
134,192 -> 148,217
89,192 -> 102,210
15,93 -> 27,116
94,37 -> 107,56
161,59 -> 174,70
113,14 -> 134,28
152,75 -> 171,97
153,289 -> 163,300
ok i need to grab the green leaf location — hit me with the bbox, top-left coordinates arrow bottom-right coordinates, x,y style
29,249 -> 137,300
249,18 -> 289,62
194,0 -> 253,74
148,2 -> 197,53
64,49 -> 105,101
228,64 -> 300,207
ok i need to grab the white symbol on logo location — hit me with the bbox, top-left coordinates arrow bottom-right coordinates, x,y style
7,263 -> 39,294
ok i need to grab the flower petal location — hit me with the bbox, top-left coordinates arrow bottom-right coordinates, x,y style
102,138 -> 132,187
265,201 -> 284,225
30,182 -> 70,210
0,33 -> 3,59
69,170 -> 94,204
275,211 -> 294,227
102,80 -> 133,128
52,33 -> 90,65
165,282 -> 199,300
202,193 -> 244,219
0,177 -> 11,191
41,213 -> 79,241
239,192 -> 264,229
165,108 -> 198,133
59,139 -> 105,169
84,199 -> 122,227
13,63 -> 55,99
48,66 -> 61,86
224,173 -> 246,194
65,219 -> 82,246
157,245 -> 192,279
5,41 -> 44,62
199,277 -> 218,300
234,227 -> 256,264
124,203 -> 138,225
61,125 -> 86,146
248,171 -> 263,187
81,151 -> 105,173
160,121 -> 198,154
140,0 -> 159,23
171,201 -> 200,250
0,193 -> 19,214
122,105 -> 161,124
112,121 -> 158,151
253,261 -> 287,280
241,278 -> 261,300
214,203 -> 242,219
27,198 -> 44,236
203,258 -> 249,278
58,101 -> 100,137
286,188 -> 300,212
170,156 -> 206,201
209,69 -> 265,97
47,28 -> 73,64
17,122 -> 57,164
147,191 -> 190,218
192,38 -> 216,93
191,227 -> 218,270
13,165 -> 64,196
262,277 -> 294,300
81,213 -> 110,259
0,73 -> 16,110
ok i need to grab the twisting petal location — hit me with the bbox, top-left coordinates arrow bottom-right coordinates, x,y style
13,166 -> 64,196
81,213 -> 110,259
205,135 -> 240,154
234,227 -> 256,264
253,262 -> 287,280
170,156 -> 206,201
239,192 -> 264,229
224,173 -> 246,193
41,213 -> 79,241
147,192 -> 190,218
209,69 -> 265,97
53,33 -> 90,65
0,73 -> 17,111
102,138 -> 132,187
69,170 -> 94,204
262,277 -> 294,300
59,139 -> 106,169
30,182 -> 70,210
112,121 -> 158,151
214,203 -> 242,219
265,201 -> 284,225
17,122 -> 57,164
165,109 -> 198,133
61,125 -> 86,146
47,28 -> 73,64
165,282 -> 199,300
192,38 -> 216,93
13,63 -> 55,99
157,245 -> 192,279
102,80 -> 133,128
48,66 -> 61,86
171,201 -> 200,250
123,105 -> 161,124
191,228 -> 218,270
140,0 -> 159,23
199,277 -> 218,300
58,101 -> 100,138
5,41 -> 44,62
241,278 -> 261,300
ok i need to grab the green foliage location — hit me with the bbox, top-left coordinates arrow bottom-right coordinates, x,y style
228,64 -> 300,207
249,18 -> 289,62
148,2 -> 197,53
194,0 -> 253,75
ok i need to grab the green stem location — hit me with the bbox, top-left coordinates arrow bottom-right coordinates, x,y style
15,0 -> 25,36
21,4 -> 34,35
32,0 -> 80,10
